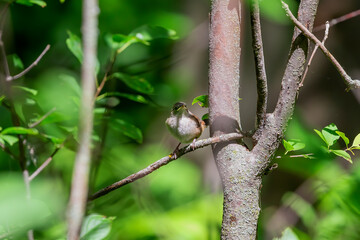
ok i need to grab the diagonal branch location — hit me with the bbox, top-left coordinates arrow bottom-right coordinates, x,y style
29,145 -> 62,181
6,44 -> 50,82
282,1 -> 360,90
250,0 -> 268,128
300,21 -> 330,87
88,132 -> 243,201
314,9 -> 360,32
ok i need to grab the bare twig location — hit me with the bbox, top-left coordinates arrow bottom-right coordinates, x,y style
29,146 -> 62,181
28,107 -> 56,128
314,9 -> 360,32
6,44 -> 50,82
275,153 -> 314,159
282,1 -> 360,90
89,132 -> 243,201
300,21 -> 330,87
250,0 -> 268,128
67,0 -> 98,238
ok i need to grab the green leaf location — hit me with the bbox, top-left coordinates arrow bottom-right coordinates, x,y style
202,113 -> 209,121
111,73 -> 154,94
352,133 -> 360,147
273,228 -> 299,240
66,31 -> 83,64
1,127 -> 39,135
96,97 -> 121,107
0,135 -> 19,146
283,139 -> 305,154
314,129 -> 327,145
335,131 -> 349,147
0,95 -> 5,104
192,95 -> 209,108
129,25 -> 178,41
111,119 -> 143,143
42,134 -> 65,145
12,86 -> 38,96
283,139 -> 294,154
29,0 -> 46,7
80,214 -> 114,240
321,123 -> 340,147
15,0 -> 46,7
329,149 -> 352,163
10,54 -> 24,69
97,92 -> 148,104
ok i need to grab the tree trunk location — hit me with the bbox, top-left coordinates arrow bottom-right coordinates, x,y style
209,0 -> 319,239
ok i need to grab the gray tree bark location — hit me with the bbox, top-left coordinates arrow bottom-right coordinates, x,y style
209,0 -> 319,239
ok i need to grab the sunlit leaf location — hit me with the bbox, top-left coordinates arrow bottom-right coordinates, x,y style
283,139 -> 305,154
321,123 -> 340,147
192,95 -> 208,108
283,139 -> 294,154
15,0 -> 46,7
335,131 -> 349,147
66,31 -> 83,64
352,133 -> 360,147
111,72 -> 154,94
29,0 -> 46,7
2,127 -> 39,135
80,214 -> 114,240
273,227 -> 299,240
129,25 -> 178,41
97,92 -> 148,104
329,149 -> 352,163
12,86 -> 38,96
314,129 -> 327,145
0,135 -> 19,146
111,119 -> 143,143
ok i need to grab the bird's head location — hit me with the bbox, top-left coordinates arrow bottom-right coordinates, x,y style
172,102 -> 187,114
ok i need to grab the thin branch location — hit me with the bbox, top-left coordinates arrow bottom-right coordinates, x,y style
28,107 -> 56,128
89,132 -> 243,201
6,44 -> 50,82
300,21 -> 330,87
314,9 -> 360,32
250,0 -> 268,128
282,1 -> 360,90
67,0 -> 98,238
29,145 -> 62,181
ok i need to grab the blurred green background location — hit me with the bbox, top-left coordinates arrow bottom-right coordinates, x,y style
1,0 -> 360,239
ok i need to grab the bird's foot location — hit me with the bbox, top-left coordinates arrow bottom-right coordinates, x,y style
190,138 -> 197,150
170,142 -> 181,159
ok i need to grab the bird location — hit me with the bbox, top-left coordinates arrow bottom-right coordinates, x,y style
165,102 -> 206,157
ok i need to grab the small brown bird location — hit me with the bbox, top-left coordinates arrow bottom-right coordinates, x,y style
165,102 -> 206,156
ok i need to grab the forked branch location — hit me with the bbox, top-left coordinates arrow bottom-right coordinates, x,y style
282,1 -> 360,90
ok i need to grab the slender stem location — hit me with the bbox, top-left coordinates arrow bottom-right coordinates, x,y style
282,1 -> 360,90
67,0 -> 98,238
29,146 -> 62,181
300,21 -> 330,87
28,107 -> 56,128
7,44 -> 51,81
314,9 -> 360,32
250,0 -> 268,128
89,132 -> 243,201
